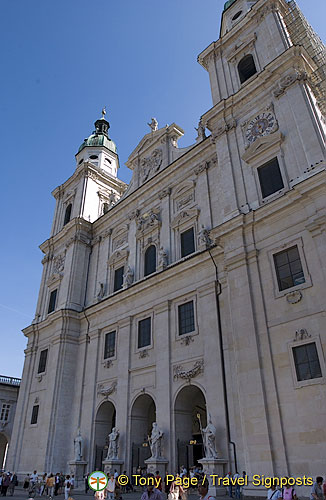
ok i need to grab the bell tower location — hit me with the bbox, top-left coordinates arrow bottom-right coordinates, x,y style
197,0 -> 325,222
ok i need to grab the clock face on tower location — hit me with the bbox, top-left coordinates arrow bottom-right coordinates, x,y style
245,112 -> 276,144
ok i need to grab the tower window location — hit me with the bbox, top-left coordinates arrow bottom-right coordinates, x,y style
38,349 -> 48,374
258,157 -> 284,199
232,10 -> 242,20
105,157 -> 112,164
113,266 -> 124,292
178,301 -> 195,335
104,331 -> 116,359
48,289 -> 57,314
78,158 -> 84,165
273,246 -> 305,291
238,54 -> 257,83
144,245 -> 156,276
138,317 -> 151,349
89,155 -> 98,160
63,203 -> 72,226
181,228 -> 195,257
31,405 -> 39,425
293,343 -> 322,381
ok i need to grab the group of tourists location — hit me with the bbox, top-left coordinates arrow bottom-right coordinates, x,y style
266,477 -> 326,500
22,471 -> 75,499
0,472 -> 17,496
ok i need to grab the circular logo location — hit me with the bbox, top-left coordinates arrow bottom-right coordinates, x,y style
88,471 -> 108,492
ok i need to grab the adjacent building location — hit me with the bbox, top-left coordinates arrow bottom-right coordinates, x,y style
0,376 -> 21,469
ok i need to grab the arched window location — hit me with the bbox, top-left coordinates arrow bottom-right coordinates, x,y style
144,245 -> 156,276
238,54 -> 257,84
63,203 -> 72,226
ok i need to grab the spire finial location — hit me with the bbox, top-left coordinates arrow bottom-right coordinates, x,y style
101,107 -> 106,119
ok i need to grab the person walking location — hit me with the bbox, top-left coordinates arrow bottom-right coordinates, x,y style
85,474 -> 90,494
8,473 -> 17,497
64,475 -> 71,500
282,478 -> 297,500
46,474 -> 55,500
226,472 -> 233,498
1,474 -> 11,497
233,472 -> 240,499
310,477 -> 324,500
267,482 -> 282,500
106,474 -> 115,500
198,477 -> 216,500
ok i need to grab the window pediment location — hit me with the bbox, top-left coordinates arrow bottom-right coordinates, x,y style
171,208 -> 200,229
242,132 -> 284,164
108,248 -> 129,266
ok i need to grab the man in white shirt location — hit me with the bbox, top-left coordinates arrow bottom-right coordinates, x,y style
198,478 -> 216,500
267,483 -> 282,500
106,474 -> 116,500
30,471 -> 38,485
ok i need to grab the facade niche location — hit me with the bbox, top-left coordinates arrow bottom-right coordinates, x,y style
63,203 -> 72,226
144,245 -> 157,276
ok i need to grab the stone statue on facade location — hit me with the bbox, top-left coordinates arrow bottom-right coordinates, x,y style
148,117 -> 158,132
97,282 -> 105,300
200,413 -> 218,459
195,117 -> 206,142
74,429 -> 83,461
106,427 -> 119,460
198,225 -> 213,248
148,422 -> 163,459
123,266 -> 134,288
158,247 -> 168,269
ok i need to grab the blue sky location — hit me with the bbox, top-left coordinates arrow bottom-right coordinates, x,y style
0,0 -> 325,378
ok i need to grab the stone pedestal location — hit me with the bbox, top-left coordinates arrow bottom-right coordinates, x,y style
144,457 -> 168,477
102,459 -> 124,475
198,458 -> 228,497
69,461 -> 88,490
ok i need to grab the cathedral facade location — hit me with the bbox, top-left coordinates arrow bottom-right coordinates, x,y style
7,0 -> 326,496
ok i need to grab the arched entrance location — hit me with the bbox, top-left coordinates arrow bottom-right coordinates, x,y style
94,401 -> 116,470
0,433 -> 8,469
174,385 -> 207,471
130,394 -> 156,473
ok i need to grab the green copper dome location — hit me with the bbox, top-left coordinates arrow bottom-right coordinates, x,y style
78,131 -> 117,154
78,110 -> 117,154
224,0 -> 237,11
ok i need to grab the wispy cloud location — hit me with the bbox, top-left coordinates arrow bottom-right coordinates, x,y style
0,303 -> 31,319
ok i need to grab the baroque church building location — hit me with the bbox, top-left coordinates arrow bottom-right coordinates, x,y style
7,0 -> 326,495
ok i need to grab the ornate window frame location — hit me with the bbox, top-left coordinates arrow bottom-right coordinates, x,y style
287,334 -> 326,389
268,237 -> 312,299
171,208 -> 200,261
134,311 -> 154,354
226,33 -> 259,89
101,325 -> 119,364
173,294 -> 199,342
242,132 -> 289,206
108,248 -> 129,294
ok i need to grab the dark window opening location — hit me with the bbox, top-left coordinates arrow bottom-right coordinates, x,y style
178,301 -> 195,335
258,157 -> 284,198
138,317 -> 151,349
38,349 -> 48,374
232,10 -> 242,20
78,158 -> 84,165
104,331 -> 116,359
293,343 -> 322,381
89,155 -> 98,160
144,245 -> 157,276
64,203 -> 72,226
181,228 -> 195,257
105,157 -> 112,164
114,266 -> 124,292
103,203 -> 109,214
238,54 -> 257,83
48,289 -> 57,314
31,405 -> 39,425
274,245 -> 305,291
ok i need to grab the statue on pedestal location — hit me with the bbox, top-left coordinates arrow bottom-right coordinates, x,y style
148,422 -> 163,459
198,413 -> 218,459
123,266 -> 134,288
106,427 -> 119,460
74,429 -> 83,461
158,247 -> 168,269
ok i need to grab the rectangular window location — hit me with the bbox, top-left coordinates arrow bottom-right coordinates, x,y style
178,301 -> 195,335
104,331 -> 116,359
274,246 -> 305,291
293,343 -> 322,381
114,266 -> 124,292
181,228 -> 195,257
138,317 -> 151,349
31,405 -> 39,425
258,157 -> 284,198
0,404 -> 11,422
48,289 -> 57,314
38,349 -> 48,374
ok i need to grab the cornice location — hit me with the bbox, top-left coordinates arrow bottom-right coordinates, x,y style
40,218 -> 93,256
